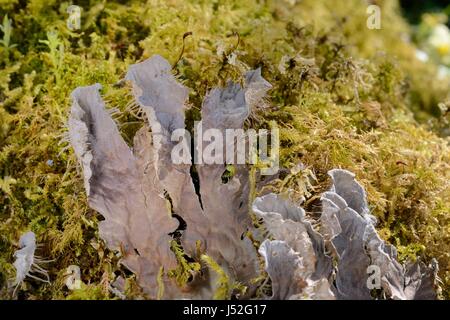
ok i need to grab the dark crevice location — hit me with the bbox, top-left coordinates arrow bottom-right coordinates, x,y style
122,266 -> 134,277
163,190 -> 186,240
189,143 -> 204,210
169,213 -> 187,240
221,168 -> 232,184
165,190 -> 197,284
183,93 -> 204,211
164,190 -> 175,213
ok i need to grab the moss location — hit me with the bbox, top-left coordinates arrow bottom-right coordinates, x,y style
201,254 -> 246,300
167,240 -> 201,289
65,283 -> 109,300
0,0 -> 449,299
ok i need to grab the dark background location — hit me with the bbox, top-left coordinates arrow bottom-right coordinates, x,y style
400,0 -> 450,26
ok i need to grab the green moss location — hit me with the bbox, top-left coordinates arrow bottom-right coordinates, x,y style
167,240 -> 201,289
65,283 -> 109,300
201,254 -> 246,300
0,0 -> 449,299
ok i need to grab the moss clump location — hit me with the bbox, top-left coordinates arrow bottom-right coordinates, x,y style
0,0 -> 449,299
201,254 -> 246,300
167,240 -> 201,289
65,283 -> 109,300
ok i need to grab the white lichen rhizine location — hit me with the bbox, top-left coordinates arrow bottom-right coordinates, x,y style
13,232 -> 50,295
